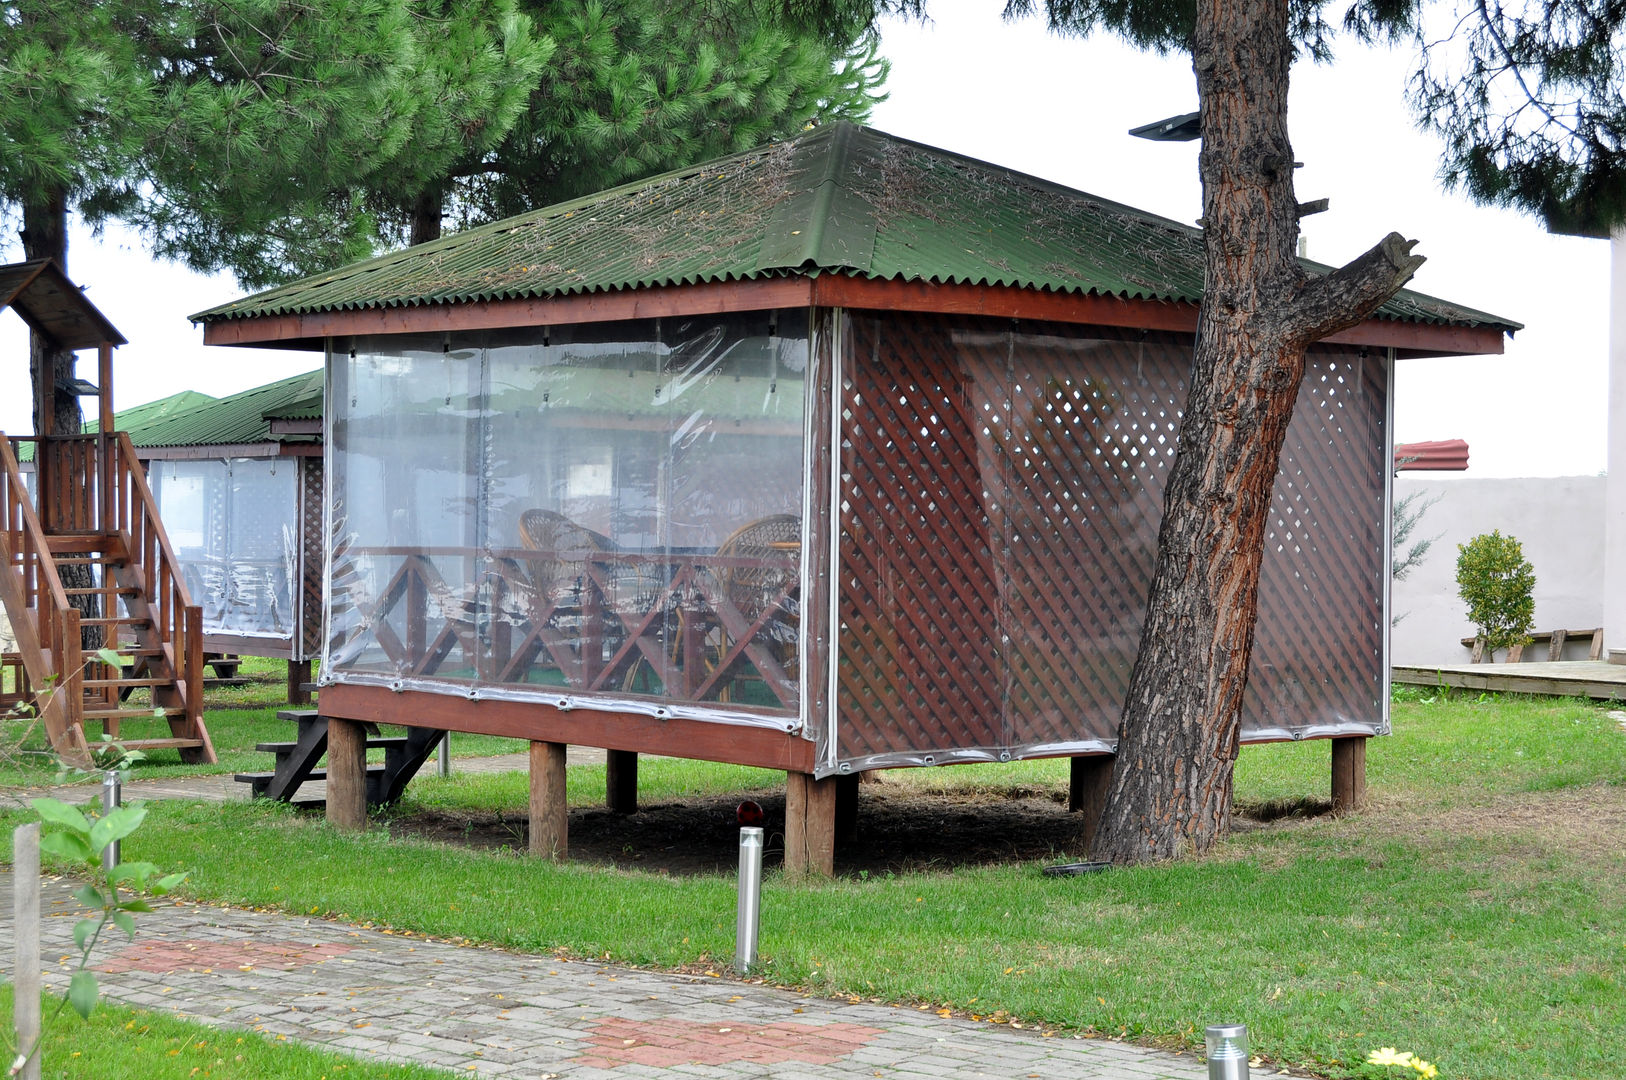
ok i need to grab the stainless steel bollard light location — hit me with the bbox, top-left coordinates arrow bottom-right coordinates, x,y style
1206,1023 -> 1250,1080
101,771 -> 121,871
735,826 -> 764,974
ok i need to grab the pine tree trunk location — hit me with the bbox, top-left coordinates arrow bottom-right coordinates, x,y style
1088,0 -> 1425,863
409,188 -> 444,246
22,191 -> 100,650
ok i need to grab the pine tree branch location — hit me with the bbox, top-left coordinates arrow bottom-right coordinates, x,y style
1284,232 -> 1426,346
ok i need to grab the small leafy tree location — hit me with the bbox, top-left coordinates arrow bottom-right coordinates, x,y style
1455,530 -> 1536,657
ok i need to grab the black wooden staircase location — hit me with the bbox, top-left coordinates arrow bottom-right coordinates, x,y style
234,710 -> 444,806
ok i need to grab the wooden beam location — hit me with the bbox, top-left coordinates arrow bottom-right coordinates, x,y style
201,276 -> 1507,359
529,741 -> 568,859
784,772 -> 836,878
1331,736 -> 1367,815
606,748 -> 637,814
96,342 -> 114,435
318,683 -> 815,772
1068,755 -> 1114,851
287,658 -> 313,706
201,278 -> 817,348
325,718 -> 368,831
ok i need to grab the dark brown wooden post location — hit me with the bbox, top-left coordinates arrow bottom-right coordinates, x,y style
1069,755 -> 1114,851
834,773 -> 859,844
529,740 -> 568,859
1331,736 -> 1367,814
785,772 -> 836,877
287,658 -> 313,706
606,749 -> 637,814
325,718 -> 368,831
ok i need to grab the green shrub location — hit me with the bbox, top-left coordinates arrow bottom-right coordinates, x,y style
1455,529 -> 1536,655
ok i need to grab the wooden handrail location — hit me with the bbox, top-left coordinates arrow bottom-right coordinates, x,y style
0,431 -> 83,759
114,433 -> 195,608
0,435 -> 73,617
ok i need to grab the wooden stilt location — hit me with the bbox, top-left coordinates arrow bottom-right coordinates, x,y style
1331,736 -> 1368,814
1069,755 -> 1114,851
529,740 -> 568,859
834,773 -> 860,844
287,658 -> 313,706
785,771 -> 836,878
606,748 -> 638,814
325,717 -> 368,831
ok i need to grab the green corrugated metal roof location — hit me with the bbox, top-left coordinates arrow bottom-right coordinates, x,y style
192,123 -> 1520,333
119,369 -> 323,448
15,390 -> 217,462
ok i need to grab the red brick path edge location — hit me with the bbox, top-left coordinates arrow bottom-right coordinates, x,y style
572,1017 -> 883,1069
100,940 -> 354,973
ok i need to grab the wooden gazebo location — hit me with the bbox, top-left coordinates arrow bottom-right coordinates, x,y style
0,260 -> 213,763
194,125 -> 1517,873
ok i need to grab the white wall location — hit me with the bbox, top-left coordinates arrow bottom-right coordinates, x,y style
1392,475 -> 1606,666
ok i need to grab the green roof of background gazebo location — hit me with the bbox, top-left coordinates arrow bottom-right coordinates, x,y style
193,123 -> 1520,333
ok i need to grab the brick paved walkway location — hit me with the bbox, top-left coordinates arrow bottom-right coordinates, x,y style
0,873 -> 1210,1080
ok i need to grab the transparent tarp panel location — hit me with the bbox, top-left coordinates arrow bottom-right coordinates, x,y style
149,458 -> 299,642
328,313 -> 808,718
834,313 -> 1385,772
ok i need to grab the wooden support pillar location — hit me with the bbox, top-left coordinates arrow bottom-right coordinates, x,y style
834,773 -> 859,844
1069,754 -> 1114,851
325,717 -> 368,831
785,771 -> 836,878
529,740 -> 568,859
287,658 -> 313,706
1331,736 -> 1368,815
606,748 -> 638,814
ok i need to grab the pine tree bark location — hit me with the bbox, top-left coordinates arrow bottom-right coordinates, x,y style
409,188 -> 444,246
1088,0 -> 1425,863
22,190 -> 100,649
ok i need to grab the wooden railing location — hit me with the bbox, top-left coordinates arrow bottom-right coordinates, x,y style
0,433 -> 85,757
108,432 -> 204,735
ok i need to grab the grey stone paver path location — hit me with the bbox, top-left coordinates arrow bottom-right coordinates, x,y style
0,872 -> 1209,1080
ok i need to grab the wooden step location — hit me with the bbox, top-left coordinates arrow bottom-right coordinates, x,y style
107,645 -> 163,656
83,677 -> 171,689
114,738 -> 205,751
83,706 -> 185,720
79,616 -> 151,628
45,535 -> 123,556
234,763 -> 386,786
64,585 -> 139,597
254,736 -> 407,755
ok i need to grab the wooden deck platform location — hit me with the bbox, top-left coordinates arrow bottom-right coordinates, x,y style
1393,661 -> 1626,700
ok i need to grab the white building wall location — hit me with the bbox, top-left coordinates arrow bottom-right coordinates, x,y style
1391,475 -> 1606,666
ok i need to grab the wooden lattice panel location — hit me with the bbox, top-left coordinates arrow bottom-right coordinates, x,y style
834,314 -> 1385,767
299,457 -> 325,659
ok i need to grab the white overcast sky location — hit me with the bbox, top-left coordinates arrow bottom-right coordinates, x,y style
1,2 -> 1609,477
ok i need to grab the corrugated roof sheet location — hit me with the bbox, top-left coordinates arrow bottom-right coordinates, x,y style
119,369 -> 323,448
193,123 -> 1520,333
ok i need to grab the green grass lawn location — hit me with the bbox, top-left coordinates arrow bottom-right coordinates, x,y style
0,657 -> 527,788
0,986 -> 455,1080
3,689 -> 1623,1079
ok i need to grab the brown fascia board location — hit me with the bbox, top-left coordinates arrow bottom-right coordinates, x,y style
201,276 -> 1508,358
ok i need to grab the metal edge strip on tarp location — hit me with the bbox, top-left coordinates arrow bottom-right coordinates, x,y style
323,670 -> 802,734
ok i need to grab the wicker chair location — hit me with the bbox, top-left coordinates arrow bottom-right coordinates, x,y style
706,514 -> 801,693
518,508 -> 615,612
